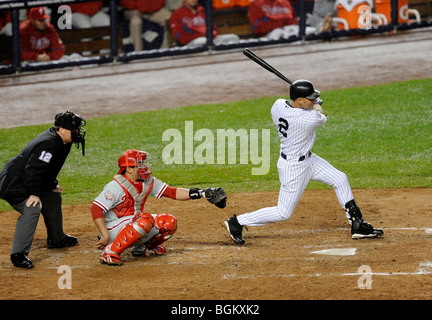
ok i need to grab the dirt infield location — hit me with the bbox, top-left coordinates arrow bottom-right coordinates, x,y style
0,188 -> 431,300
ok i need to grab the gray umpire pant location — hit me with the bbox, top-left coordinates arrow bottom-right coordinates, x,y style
10,191 -> 64,255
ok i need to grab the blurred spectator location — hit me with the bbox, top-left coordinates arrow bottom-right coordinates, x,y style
165,0 -> 184,11
307,0 -> 336,32
289,0 -> 314,19
248,0 -> 300,40
0,10 -> 12,64
120,0 -> 171,51
169,0 -> 239,47
20,7 -> 65,62
0,10 -> 12,36
69,1 -> 110,29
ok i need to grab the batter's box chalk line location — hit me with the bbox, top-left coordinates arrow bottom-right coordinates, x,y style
220,261 -> 432,280
342,261 -> 432,276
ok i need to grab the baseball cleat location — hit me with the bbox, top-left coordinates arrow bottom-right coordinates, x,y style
100,252 -> 122,266
224,214 -> 245,245
351,220 -> 383,239
132,244 -> 167,257
100,244 -> 123,265
131,244 -> 146,256
11,253 -> 34,269
47,234 -> 78,249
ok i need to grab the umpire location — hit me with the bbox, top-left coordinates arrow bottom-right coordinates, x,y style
0,111 -> 86,269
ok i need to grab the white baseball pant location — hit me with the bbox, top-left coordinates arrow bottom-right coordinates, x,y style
237,153 -> 354,226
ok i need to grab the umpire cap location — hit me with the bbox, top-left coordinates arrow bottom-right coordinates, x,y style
290,80 -> 320,101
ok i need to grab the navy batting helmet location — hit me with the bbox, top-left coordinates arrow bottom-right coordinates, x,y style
290,80 -> 320,101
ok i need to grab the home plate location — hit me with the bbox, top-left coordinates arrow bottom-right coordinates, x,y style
310,248 -> 357,256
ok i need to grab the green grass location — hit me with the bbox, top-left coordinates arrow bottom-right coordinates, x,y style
1,78 -> 431,212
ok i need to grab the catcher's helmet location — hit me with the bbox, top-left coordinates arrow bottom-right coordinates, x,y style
118,149 -> 152,182
290,80 -> 320,101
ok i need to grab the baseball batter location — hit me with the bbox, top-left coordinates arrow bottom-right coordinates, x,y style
91,149 -> 227,265
225,80 -> 383,244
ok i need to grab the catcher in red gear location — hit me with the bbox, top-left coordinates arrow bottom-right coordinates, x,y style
91,149 -> 227,266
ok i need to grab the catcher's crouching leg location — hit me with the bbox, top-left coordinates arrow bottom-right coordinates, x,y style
132,213 -> 177,257
101,214 -> 154,266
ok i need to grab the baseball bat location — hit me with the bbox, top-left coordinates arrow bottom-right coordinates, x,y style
243,48 -> 293,85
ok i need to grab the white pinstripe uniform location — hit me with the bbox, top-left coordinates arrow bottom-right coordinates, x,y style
237,98 -> 354,227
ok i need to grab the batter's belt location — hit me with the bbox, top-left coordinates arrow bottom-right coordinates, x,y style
281,151 -> 312,162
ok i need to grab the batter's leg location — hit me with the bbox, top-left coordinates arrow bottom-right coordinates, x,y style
310,154 -> 383,238
237,158 -> 311,226
237,185 -> 304,227
310,154 -> 354,208
226,158 -> 312,244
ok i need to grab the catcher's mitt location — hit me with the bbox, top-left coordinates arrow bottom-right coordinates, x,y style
203,187 -> 227,209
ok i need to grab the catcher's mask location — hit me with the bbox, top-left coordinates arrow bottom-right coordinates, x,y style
290,79 -> 320,101
54,111 -> 87,156
118,149 -> 152,182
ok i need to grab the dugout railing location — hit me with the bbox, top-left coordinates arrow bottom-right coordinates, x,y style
0,0 -> 431,75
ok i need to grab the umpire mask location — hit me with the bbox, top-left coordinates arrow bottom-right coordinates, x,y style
54,111 -> 87,156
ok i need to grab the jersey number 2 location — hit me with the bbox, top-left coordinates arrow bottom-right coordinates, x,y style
278,118 -> 289,138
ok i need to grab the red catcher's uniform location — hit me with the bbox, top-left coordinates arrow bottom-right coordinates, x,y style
68,1 -> 103,16
169,2 -> 218,46
248,0 -> 298,36
19,20 -> 65,61
120,0 -> 166,13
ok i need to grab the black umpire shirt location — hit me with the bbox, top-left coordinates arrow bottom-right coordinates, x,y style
0,127 -> 72,204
